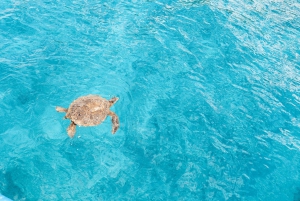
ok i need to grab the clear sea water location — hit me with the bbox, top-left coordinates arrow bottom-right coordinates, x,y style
0,0 -> 299,200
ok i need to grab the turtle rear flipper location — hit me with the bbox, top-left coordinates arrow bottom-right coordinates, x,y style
67,121 -> 76,138
108,111 -> 119,134
56,106 -> 68,113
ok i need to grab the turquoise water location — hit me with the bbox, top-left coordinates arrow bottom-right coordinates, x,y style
0,0 -> 300,200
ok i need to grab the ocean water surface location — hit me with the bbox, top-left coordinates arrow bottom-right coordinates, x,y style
0,0 -> 300,200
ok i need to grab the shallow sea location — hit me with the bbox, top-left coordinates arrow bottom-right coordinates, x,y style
0,0 -> 300,200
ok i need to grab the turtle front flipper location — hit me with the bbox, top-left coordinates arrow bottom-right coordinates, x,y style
109,97 -> 119,107
108,111 -> 119,134
67,121 -> 77,138
56,106 -> 68,113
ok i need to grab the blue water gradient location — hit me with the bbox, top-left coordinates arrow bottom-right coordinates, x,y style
0,0 -> 299,200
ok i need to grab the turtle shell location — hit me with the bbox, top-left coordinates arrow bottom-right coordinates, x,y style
66,95 -> 110,126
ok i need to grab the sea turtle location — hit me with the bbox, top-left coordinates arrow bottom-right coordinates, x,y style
55,95 -> 119,138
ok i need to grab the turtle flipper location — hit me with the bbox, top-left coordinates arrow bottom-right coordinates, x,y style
108,111 -> 119,134
56,106 -> 68,113
67,121 -> 76,138
109,97 -> 119,107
